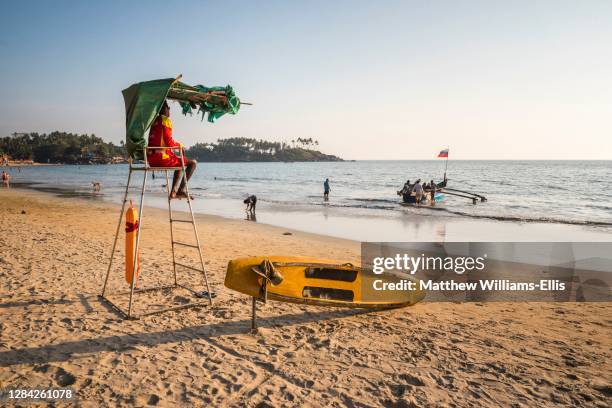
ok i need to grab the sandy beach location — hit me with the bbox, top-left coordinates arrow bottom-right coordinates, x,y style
0,189 -> 611,407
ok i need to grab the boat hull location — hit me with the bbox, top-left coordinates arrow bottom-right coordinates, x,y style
402,192 -> 443,204
400,180 -> 446,204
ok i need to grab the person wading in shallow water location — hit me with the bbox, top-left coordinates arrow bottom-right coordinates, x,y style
324,178 -> 330,201
412,179 -> 423,205
2,171 -> 9,187
429,179 -> 436,205
147,100 -> 197,199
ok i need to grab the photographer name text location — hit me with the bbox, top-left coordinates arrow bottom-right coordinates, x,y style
373,279 -> 566,291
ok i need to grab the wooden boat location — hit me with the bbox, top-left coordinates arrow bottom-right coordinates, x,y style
400,179 -> 487,204
225,256 -> 425,308
402,192 -> 444,204
401,180 -> 447,204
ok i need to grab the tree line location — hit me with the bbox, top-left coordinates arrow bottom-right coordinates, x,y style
0,133 -> 341,163
0,132 -> 126,164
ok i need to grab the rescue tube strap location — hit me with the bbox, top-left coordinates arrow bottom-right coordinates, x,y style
125,220 -> 139,233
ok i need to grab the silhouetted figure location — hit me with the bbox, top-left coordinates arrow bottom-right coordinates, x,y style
244,195 -> 257,213
2,171 -> 10,188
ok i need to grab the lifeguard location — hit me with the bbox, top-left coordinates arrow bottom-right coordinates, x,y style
147,100 -> 197,199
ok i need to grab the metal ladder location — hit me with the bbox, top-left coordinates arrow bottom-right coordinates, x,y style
166,168 -> 212,294
100,147 -> 213,319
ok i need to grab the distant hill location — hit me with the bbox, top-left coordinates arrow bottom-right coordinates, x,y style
186,138 -> 343,162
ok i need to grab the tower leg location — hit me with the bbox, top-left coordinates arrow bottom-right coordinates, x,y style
165,170 -> 177,286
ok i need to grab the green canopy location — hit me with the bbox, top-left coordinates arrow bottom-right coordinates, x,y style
122,77 -> 241,159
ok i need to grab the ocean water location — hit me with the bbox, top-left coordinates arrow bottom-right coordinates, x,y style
5,161 -> 612,238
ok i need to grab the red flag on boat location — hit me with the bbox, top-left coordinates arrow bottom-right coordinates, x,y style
437,149 -> 449,158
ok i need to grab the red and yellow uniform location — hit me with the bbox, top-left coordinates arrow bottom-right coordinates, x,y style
147,115 -> 188,167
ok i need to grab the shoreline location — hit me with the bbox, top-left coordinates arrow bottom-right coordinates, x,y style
0,187 -> 610,406
5,160 -> 612,237
12,177 -> 612,226
7,182 -> 612,242
5,159 -> 612,163
2,162 -> 62,167
0,187 -> 358,249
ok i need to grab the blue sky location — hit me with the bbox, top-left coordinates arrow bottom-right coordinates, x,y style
0,0 -> 610,159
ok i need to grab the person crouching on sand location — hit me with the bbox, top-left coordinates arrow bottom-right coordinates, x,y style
147,100 -> 197,200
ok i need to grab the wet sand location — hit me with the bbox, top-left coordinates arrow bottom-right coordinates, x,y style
0,189 -> 610,406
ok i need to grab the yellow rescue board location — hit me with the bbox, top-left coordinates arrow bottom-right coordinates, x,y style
225,256 -> 425,308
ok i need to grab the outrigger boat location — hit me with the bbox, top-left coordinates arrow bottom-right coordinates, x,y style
398,178 -> 487,204
400,178 -> 447,204
399,149 -> 488,205
400,178 -> 487,205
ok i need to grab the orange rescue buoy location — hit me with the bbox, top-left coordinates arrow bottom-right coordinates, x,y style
125,200 -> 140,287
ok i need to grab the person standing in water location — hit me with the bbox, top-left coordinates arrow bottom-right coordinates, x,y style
398,179 -> 411,196
397,179 -> 412,202
429,179 -> 436,205
2,171 -> 9,188
323,178 -> 330,201
412,179 -> 423,205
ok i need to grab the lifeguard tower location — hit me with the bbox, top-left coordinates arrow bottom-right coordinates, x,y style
100,75 -> 243,319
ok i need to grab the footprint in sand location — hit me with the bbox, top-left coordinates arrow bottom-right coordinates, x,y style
147,394 -> 160,405
55,367 -> 76,386
398,373 -> 425,387
591,381 -> 612,397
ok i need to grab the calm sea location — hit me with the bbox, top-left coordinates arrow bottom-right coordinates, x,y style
6,160 -> 612,230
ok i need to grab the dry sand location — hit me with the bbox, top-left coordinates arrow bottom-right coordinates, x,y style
0,189 -> 610,407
